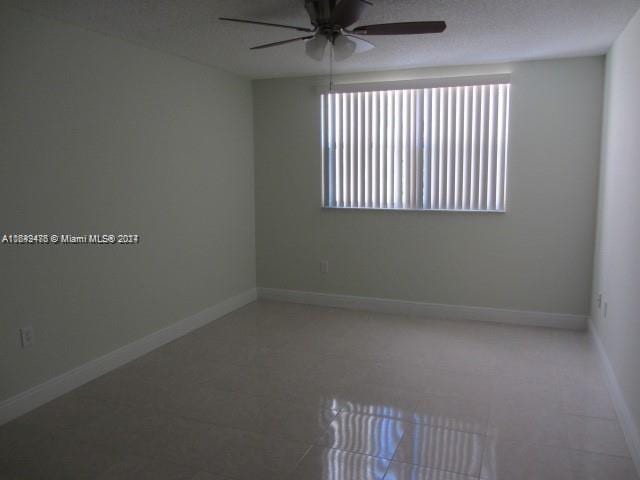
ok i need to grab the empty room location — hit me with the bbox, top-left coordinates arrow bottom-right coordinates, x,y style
2,0 -> 640,479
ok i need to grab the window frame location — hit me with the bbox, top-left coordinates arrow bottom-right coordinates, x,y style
320,74 -> 512,213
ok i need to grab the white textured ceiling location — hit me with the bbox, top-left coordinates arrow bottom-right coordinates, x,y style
7,0 -> 640,78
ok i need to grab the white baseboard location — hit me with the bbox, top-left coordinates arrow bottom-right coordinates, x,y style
257,287 -> 587,330
589,319 -> 640,475
0,288 -> 257,426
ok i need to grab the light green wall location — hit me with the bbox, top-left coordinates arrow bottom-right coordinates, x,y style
254,57 -> 604,315
0,5 -> 255,400
592,7 -> 640,449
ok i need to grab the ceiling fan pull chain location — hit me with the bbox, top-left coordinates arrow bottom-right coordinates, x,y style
329,42 -> 334,93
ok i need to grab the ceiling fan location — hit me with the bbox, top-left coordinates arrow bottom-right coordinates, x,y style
220,0 -> 446,62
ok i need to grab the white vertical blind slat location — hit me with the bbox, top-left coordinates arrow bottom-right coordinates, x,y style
470,86 -> 478,210
357,92 -> 364,207
454,87 -> 463,210
366,91 -> 373,207
335,93 -> 342,207
487,85 -> 498,211
415,89 -> 424,210
387,91 -> 394,208
379,91 -> 387,208
502,85 -> 511,210
438,87 -> 447,209
478,85 -> 487,211
446,87 -> 454,210
462,86 -> 471,210
343,93 -> 350,207
372,91 -> 379,208
321,94 -> 327,206
393,90 -> 401,208
348,93 -> 355,207
496,85 -> 505,211
431,88 -> 439,209
409,89 -> 416,208
402,90 -> 410,208
423,89 -> 431,209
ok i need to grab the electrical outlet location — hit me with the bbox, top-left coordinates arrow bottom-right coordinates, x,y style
20,326 -> 34,348
597,294 -> 602,309
321,260 -> 329,274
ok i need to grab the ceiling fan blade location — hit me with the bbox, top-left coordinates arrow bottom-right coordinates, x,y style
304,0 -> 318,25
343,34 -> 375,53
250,35 -> 315,50
331,0 -> 371,28
352,21 -> 447,35
219,17 -> 314,33
305,35 -> 329,61
333,35 -> 357,61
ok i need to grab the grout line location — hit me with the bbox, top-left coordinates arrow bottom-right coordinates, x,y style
478,434 -> 490,479
386,458 -> 484,479
284,443 -> 315,480
562,411 -> 621,422
337,408 -> 489,436
385,425 -> 406,465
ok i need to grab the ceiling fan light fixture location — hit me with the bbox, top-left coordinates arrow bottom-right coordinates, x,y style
344,34 -> 375,54
333,34 -> 357,61
305,35 -> 329,61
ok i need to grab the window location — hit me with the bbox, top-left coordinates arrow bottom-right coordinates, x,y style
321,77 -> 511,212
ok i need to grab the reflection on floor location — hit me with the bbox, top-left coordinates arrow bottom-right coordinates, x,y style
1,300 -> 638,480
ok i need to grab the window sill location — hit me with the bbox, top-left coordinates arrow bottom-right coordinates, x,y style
321,206 -> 506,214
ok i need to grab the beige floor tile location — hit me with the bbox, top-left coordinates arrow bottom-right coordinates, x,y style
489,376 -> 563,412
0,472 -> 27,480
75,367 -> 169,408
186,362 -> 249,392
311,354 -> 380,385
417,339 -> 500,376
480,438 -> 573,480
492,355 -> 567,385
363,362 -> 492,401
561,385 -> 616,419
566,415 -> 630,456
152,415 -> 310,479
392,423 -> 485,477
1,431 -> 117,480
203,427 -> 311,480
487,403 -> 570,447
154,382 -> 236,422
0,391 -> 111,457
189,473 -> 230,480
569,450 -> 639,480
288,447 -> 390,480
557,359 -> 608,390
384,461 -> 477,480
72,404 -> 170,458
151,416 -> 223,472
250,349 -> 323,376
233,397 -> 339,443
94,455 -> 198,480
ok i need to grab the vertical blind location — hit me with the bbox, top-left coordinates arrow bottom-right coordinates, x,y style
321,82 -> 511,211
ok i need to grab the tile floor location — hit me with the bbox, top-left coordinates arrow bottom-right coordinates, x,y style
1,300 -> 638,480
